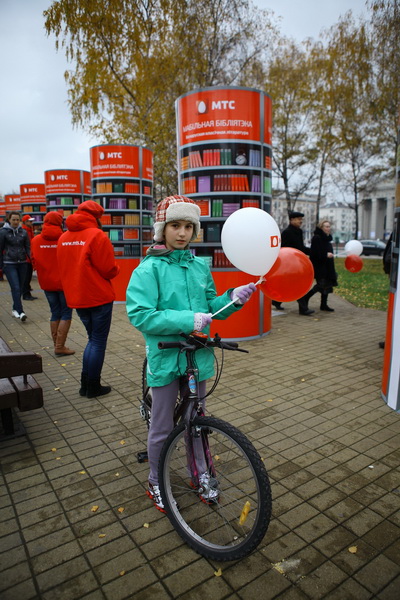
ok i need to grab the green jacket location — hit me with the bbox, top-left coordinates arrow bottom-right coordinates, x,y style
126,249 -> 241,387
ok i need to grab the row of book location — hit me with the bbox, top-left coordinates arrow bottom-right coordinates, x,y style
48,197 -> 81,206
181,148 -> 263,169
22,205 -> 47,212
94,182 -> 152,195
114,245 -> 142,257
182,174 -> 269,194
100,214 -> 142,225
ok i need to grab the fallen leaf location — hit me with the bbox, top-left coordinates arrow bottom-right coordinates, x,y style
54,387 -> 60,391
99,533 -> 106,538
301,378 -> 305,382
143,523 -> 150,528
214,568 -> 222,577
53,421 -> 58,424
119,571 -> 126,576
51,448 -> 57,452
55,457 -> 61,460
79,471 -> 86,475
117,507 -> 125,513
267,398 -> 273,402
91,506 -> 99,512
61,363 -> 66,367
348,546 -> 358,554
115,472 -> 120,477
120,440 -> 126,445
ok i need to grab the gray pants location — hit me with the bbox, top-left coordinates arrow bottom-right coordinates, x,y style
148,379 -> 207,485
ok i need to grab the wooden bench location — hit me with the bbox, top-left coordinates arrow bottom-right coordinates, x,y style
0,337 -> 43,439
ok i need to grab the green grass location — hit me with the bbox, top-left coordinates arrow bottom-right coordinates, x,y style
334,257 -> 389,311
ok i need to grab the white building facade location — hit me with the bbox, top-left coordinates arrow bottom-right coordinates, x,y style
359,180 -> 395,241
320,200 -> 356,242
271,193 -> 318,245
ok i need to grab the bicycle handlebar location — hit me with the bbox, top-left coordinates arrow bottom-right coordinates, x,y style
158,334 -> 248,353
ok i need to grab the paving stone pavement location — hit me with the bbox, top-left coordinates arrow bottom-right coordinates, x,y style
1,277 -> 399,600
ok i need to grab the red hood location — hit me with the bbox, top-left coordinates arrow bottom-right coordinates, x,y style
65,211 -> 99,232
41,223 -> 63,242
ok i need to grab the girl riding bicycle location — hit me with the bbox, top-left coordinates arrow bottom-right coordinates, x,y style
126,195 -> 256,512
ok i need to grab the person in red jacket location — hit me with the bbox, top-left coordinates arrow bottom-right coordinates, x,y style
31,212 -> 74,357
21,214 -> 38,301
57,201 -> 120,398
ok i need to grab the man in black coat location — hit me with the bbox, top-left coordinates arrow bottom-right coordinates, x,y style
272,211 -> 315,316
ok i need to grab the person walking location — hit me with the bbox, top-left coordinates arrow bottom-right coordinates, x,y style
0,211 -> 30,321
31,211 -> 75,356
276,210 -> 315,315
126,195 -> 256,512
21,214 -> 38,301
303,220 -> 338,312
57,200 -> 120,398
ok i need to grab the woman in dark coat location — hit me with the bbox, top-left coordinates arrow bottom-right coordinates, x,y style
305,220 -> 338,312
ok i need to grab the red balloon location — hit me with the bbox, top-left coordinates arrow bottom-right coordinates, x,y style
345,254 -> 363,273
257,247 -> 314,302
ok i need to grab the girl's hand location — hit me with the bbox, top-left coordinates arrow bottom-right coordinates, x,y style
194,313 -> 213,331
231,283 -> 257,304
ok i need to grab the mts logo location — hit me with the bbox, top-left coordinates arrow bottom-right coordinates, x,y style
211,100 -> 235,110
107,152 -> 122,159
27,188 -> 37,193
57,175 -> 68,180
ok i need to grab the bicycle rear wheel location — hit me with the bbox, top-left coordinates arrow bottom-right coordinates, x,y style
159,416 -> 272,561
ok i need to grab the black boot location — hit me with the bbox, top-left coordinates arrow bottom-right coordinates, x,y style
320,294 -> 334,312
79,372 -> 88,397
86,378 -> 111,398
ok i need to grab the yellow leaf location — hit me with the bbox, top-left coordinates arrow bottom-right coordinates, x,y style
239,501 -> 251,525
91,505 -> 99,512
301,378 -> 305,382
348,546 -> 358,554
120,440 -> 126,445
55,457 -> 61,460
61,363 -> 66,367
115,472 -> 120,477
267,398 -> 273,402
143,523 -> 150,528
118,507 -> 125,513
214,568 -> 222,577
99,533 -> 106,538
79,471 -> 86,475
119,571 -> 126,576
54,387 -> 60,391
51,448 -> 57,452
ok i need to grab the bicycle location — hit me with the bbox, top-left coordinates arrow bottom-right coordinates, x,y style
138,331 -> 272,561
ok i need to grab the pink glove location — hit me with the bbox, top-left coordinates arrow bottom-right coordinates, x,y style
194,313 -> 213,331
231,283 -> 257,305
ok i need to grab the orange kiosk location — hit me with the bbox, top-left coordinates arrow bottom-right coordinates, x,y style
44,169 -> 91,215
381,159 -> 400,410
176,86 -> 273,340
19,184 -> 46,232
90,144 -> 154,301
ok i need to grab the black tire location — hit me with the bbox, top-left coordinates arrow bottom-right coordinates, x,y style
159,416 -> 272,561
140,358 -> 152,428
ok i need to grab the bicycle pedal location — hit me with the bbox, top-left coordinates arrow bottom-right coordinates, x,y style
137,451 -> 148,463
139,405 -> 147,421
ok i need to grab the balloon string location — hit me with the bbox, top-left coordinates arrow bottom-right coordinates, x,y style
210,278 -> 265,318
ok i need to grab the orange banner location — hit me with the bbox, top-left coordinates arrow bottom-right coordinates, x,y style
19,184 -> 45,203
90,145 -> 140,179
142,148 -> 154,181
45,170 -> 84,195
4,194 -> 21,211
177,88 -> 271,146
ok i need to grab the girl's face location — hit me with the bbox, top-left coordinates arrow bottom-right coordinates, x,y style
164,220 -> 194,251
321,221 -> 331,234
9,214 -> 21,228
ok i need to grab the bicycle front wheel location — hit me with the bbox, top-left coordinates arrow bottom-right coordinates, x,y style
159,416 -> 272,561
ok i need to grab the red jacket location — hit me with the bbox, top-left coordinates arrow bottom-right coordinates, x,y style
57,211 -> 119,308
31,222 -> 63,291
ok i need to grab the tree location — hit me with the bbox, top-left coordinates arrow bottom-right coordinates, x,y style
44,0 -> 276,197
263,38 -> 319,215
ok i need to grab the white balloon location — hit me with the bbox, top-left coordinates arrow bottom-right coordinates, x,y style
344,240 -> 363,256
221,208 -> 281,276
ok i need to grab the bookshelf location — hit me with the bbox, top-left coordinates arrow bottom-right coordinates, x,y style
176,86 -> 272,340
44,170 -> 92,218
19,184 -> 47,233
90,144 -> 154,300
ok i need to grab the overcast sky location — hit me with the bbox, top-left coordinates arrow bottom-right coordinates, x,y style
0,0 -> 367,196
